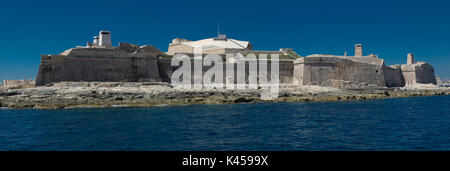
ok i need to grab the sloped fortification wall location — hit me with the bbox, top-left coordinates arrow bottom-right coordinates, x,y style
401,62 -> 437,86
37,55 -> 294,86
36,55 -> 160,86
415,63 -> 437,84
383,65 -> 405,87
294,56 -> 386,88
158,58 -> 294,84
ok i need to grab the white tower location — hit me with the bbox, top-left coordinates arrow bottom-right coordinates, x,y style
99,30 -> 112,48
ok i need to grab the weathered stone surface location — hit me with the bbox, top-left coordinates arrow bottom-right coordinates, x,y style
36,56 -> 161,86
0,82 -> 448,109
383,65 -> 405,87
294,53 -> 437,89
294,55 -> 386,88
401,62 -> 437,86
36,49 -> 295,87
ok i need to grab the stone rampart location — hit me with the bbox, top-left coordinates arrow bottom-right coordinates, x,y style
294,56 -> 386,88
401,62 -> 437,86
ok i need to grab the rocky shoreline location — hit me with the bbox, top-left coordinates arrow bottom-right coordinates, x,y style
0,82 -> 449,109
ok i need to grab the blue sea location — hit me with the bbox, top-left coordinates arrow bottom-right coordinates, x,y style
0,96 -> 449,151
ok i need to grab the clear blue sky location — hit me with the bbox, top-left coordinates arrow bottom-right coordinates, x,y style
0,0 -> 449,81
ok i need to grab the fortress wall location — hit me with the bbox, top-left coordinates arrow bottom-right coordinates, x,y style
383,66 -> 405,87
37,56 -> 293,86
62,48 -> 130,57
401,65 -> 417,86
293,58 -> 304,85
36,60 -> 54,86
401,63 -> 437,86
294,57 -> 386,88
158,59 -> 175,83
167,44 -> 194,55
414,63 -> 437,84
159,58 -> 294,85
36,56 -> 160,86
279,61 -> 294,83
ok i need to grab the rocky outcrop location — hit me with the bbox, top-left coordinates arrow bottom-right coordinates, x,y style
0,82 -> 448,109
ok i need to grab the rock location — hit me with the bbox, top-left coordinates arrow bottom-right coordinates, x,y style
0,90 -> 21,96
0,82 -> 449,109
234,97 -> 254,103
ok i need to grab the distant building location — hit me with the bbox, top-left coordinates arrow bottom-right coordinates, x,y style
85,31 -> 112,48
3,79 -> 35,88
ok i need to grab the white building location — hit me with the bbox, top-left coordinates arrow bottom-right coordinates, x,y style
167,35 -> 252,55
85,30 -> 112,48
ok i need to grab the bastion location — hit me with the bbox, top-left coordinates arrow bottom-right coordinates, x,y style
293,45 -> 436,88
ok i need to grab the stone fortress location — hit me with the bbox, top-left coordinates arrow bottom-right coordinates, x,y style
35,31 -> 437,89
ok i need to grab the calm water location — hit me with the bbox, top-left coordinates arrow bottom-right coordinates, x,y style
0,96 -> 449,151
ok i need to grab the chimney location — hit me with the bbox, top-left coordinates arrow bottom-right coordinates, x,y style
99,30 -> 112,48
355,44 -> 362,56
407,53 -> 415,64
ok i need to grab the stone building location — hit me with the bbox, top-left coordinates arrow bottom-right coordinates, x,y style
86,30 -> 112,48
167,34 -> 253,55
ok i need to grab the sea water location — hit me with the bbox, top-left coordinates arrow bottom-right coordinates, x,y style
0,96 -> 449,151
